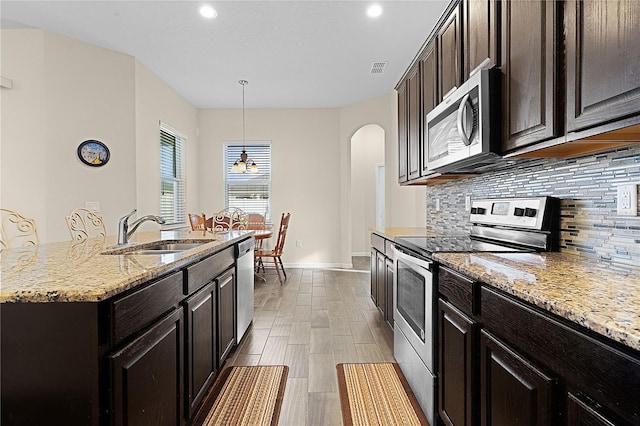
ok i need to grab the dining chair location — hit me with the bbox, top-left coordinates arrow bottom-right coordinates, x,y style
212,208 -> 248,231
255,212 -> 291,284
188,212 -> 213,234
66,208 -> 107,241
0,208 -> 39,251
247,213 -> 266,231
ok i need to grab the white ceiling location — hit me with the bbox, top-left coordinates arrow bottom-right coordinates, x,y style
1,1 -> 448,109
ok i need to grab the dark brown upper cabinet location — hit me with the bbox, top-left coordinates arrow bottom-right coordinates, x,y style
501,0 -> 562,152
463,0 -> 499,79
397,81 -> 409,183
565,0 -> 640,134
407,64 -> 422,181
420,41 -> 438,177
438,3 -> 463,101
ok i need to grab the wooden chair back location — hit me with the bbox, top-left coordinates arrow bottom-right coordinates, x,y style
273,212 -> 291,256
66,208 -> 107,241
188,213 -> 213,234
247,213 -> 266,230
0,208 -> 39,251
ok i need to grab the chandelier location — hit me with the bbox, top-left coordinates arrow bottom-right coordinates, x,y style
231,80 -> 258,174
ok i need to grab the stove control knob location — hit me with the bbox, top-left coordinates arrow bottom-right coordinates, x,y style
514,207 -> 525,217
471,207 -> 478,214
476,207 -> 487,215
525,208 -> 537,217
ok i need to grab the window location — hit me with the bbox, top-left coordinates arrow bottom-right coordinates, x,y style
224,143 -> 271,220
160,123 -> 186,225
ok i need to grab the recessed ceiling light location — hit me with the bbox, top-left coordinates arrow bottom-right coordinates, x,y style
367,4 -> 383,18
199,5 -> 218,19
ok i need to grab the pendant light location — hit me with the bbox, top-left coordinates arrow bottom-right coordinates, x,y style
231,80 -> 258,173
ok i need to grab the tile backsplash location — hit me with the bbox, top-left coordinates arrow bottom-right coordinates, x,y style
426,145 -> 640,267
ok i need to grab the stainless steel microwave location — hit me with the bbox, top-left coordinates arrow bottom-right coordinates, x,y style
425,69 -> 500,173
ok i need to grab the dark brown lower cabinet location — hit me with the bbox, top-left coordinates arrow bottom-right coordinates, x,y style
480,329 -> 557,426
109,308 -> 185,426
567,393 -> 617,426
438,299 -> 478,426
184,282 -> 217,418
217,268 -> 236,364
385,258 -> 394,327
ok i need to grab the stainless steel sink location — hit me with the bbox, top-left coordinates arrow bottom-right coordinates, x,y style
101,240 -> 210,255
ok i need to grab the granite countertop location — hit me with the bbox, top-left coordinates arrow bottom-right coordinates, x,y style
0,229 -> 253,303
434,251 -> 640,352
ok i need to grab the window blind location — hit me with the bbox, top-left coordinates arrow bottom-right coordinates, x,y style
160,125 -> 186,225
224,143 -> 271,220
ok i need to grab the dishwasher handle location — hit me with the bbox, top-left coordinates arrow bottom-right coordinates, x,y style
236,238 -> 256,256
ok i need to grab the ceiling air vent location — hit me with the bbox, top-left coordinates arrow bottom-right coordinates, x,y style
370,62 -> 387,75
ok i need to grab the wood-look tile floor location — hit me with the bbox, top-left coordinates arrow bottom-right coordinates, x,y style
224,257 -> 394,425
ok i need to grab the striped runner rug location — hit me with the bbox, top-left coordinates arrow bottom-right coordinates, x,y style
337,362 -> 429,426
192,365 -> 288,426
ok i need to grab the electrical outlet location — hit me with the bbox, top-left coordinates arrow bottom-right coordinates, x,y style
85,201 -> 100,212
296,240 -> 303,247
617,184 -> 638,216
465,196 -> 471,211
435,198 -> 440,212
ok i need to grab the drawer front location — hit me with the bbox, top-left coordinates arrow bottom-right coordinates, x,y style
371,233 -> 385,253
112,271 -> 183,345
438,266 -> 477,316
185,246 -> 234,294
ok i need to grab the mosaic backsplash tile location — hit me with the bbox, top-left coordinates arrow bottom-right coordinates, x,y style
426,145 -> 640,267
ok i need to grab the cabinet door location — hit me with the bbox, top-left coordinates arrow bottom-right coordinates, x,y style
438,4 -> 462,100
438,300 -> 478,426
420,41 -> 438,176
385,258 -> 394,327
397,82 -> 409,183
217,268 -> 236,364
565,0 -> 640,133
407,64 -> 421,181
110,309 -> 184,426
464,0 -> 499,78
567,393 -> 617,426
376,251 -> 386,315
184,282 -> 217,418
502,0 -> 560,151
480,330 -> 557,426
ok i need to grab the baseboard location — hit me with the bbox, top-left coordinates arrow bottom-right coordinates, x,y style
351,252 -> 371,257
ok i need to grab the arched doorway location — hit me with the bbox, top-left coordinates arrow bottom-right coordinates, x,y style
350,124 -> 385,256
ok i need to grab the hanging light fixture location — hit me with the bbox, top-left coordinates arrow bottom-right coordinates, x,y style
231,80 -> 258,173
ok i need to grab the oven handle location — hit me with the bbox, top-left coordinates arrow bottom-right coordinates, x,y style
393,246 -> 433,271
456,93 -> 472,146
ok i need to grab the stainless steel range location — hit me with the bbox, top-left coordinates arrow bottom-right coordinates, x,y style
392,196 -> 559,425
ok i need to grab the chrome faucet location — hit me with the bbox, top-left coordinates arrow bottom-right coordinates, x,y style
117,209 -> 166,245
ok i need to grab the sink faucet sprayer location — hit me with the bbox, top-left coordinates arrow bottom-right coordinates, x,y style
117,209 -> 166,245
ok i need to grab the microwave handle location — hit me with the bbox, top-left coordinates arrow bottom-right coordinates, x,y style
456,93 -> 472,146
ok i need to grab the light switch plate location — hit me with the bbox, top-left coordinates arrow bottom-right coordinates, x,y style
617,184 -> 637,216
465,196 -> 471,211
85,201 -> 100,212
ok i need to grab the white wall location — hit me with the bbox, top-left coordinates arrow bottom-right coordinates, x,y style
339,93 -> 425,266
350,124 -> 384,255
198,108 -> 344,267
1,29 -> 198,242
2,29 -> 137,243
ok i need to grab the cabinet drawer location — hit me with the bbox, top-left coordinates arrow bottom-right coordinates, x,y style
371,233 -> 385,253
438,266 -> 477,316
185,246 -> 234,294
112,271 -> 183,345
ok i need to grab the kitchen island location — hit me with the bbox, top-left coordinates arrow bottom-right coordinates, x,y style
1,229 -> 254,426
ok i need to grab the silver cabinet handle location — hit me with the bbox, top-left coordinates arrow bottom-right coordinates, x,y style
456,93 -> 472,146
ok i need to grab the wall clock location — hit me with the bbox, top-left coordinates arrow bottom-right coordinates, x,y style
77,140 -> 110,167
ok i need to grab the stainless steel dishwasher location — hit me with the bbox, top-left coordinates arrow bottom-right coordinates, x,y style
236,237 -> 255,343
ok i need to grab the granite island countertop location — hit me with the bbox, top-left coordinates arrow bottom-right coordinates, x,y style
0,229 -> 253,303
434,251 -> 640,352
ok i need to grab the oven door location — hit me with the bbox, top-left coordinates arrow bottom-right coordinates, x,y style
393,246 -> 434,370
